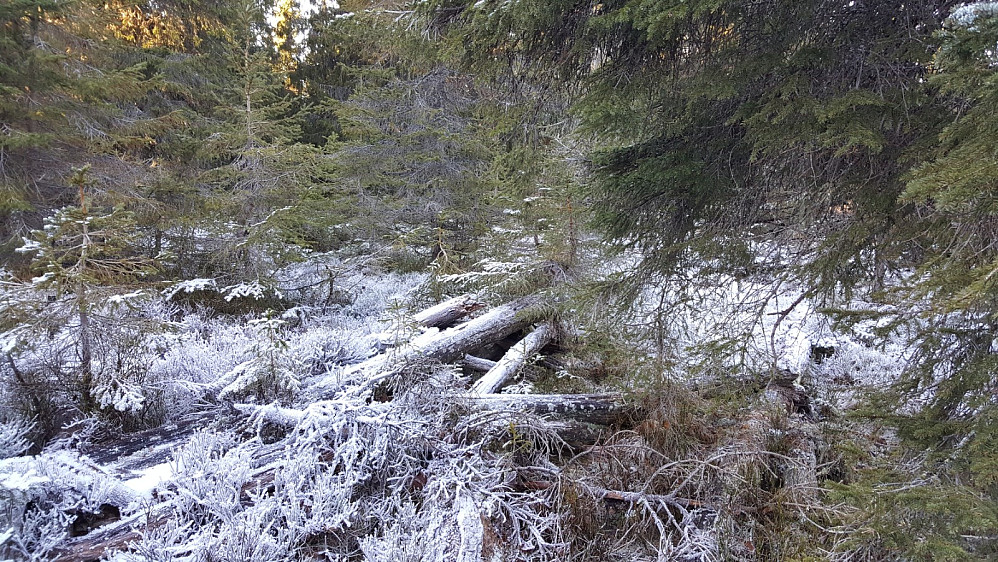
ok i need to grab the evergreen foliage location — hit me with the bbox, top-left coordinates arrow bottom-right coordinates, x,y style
10,166 -> 160,424
437,0 -> 998,557
6,0 -> 998,558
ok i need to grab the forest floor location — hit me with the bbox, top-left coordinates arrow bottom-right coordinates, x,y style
0,248 -> 905,561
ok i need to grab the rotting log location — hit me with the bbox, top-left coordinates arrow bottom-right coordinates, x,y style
51,503 -> 171,562
313,295 -> 545,396
467,393 -> 639,427
412,294 -> 484,328
462,354 -> 496,372
237,393 -> 638,430
470,323 -> 554,395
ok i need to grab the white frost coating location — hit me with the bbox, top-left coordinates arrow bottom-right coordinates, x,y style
222,280 -> 282,301
122,462 -> 173,495
406,326 -> 441,348
455,493 -> 484,562
30,272 -> 55,285
106,290 -> 145,305
14,237 -> 41,254
0,467 -> 49,491
411,294 -> 481,327
0,451 -> 140,515
162,277 -> 217,300
94,380 -> 146,413
471,323 -> 553,395
0,334 -> 16,354
950,2 -> 998,26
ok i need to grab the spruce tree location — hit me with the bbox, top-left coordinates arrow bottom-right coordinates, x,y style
13,166 -> 157,416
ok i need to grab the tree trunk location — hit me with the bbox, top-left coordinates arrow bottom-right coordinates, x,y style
76,176 -> 95,413
470,323 -> 553,395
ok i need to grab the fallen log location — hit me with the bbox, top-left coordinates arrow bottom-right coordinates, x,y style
462,354 -> 496,372
412,294 -> 483,328
51,502 -> 171,562
83,407 -> 231,470
54,391 -> 635,561
471,323 -> 554,395
312,295 -> 545,396
466,393 -> 638,427
238,393 -> 638,430
50,440 -> 291,562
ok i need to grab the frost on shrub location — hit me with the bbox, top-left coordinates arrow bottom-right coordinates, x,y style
288,321 -> 378,378
0,450 -> 141,560
163,278 -> 288,314
439,259 -> 550,299
216,314 -> 302,402
345,271 -> 426,319
1,287 -> 167,427
0,418 -> 32,459
93,379 -> 146,413
162,278 -> 218,301
148,316 -> 255,409
950,2 -> 998,26
222,280 -> 283,302
109,428 -> 362,562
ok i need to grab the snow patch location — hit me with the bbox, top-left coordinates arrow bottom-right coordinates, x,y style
122,462 -> 173,496
0,467 -> 49,491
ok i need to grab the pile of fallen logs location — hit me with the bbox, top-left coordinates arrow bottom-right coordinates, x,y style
49,294 -> 642,561
46,292 -> 825,561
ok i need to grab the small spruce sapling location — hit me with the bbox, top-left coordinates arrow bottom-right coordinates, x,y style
14,165 -> 158,416
218,310 -> 301,402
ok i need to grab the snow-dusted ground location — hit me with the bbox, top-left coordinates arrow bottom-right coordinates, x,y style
0,249 -> 914,561
617,257 -> 911,398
